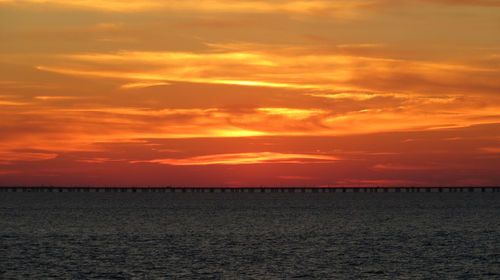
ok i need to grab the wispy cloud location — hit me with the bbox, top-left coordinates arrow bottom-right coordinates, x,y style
479,147 -> 500,153
0,0 -> 375,18
373,163 -> 440,170
131,152 -> 339,165
277,175 -> 316,180
34,96 -> 85,101
308,92 -> 380,101
77,157 -> 124,163
34,46 -> 500,96
0,100 -> 29,106
121,82 -> 171,89
4,0 -> 499,14
0,151 -> 58,164
0,101 -> 498,164
419,0 -> 500,7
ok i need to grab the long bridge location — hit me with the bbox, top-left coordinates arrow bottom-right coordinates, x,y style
1,186 -> 499,193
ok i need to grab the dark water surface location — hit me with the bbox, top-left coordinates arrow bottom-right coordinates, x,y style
1,193 -> 499,279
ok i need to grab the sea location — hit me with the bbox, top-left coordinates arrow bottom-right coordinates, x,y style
1,192 -> 499,279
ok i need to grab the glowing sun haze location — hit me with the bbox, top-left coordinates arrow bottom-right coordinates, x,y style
0,0 -> 499,187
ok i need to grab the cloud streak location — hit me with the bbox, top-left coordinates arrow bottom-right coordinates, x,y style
0,151 -> 58,164
34,46 -> 500,96
0,0 -> 375,18
131,152 -> 340,165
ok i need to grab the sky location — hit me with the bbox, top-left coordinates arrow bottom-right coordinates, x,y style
0,0 -> 499,187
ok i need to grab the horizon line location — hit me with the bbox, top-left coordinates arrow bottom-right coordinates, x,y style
2,185 -> 500,188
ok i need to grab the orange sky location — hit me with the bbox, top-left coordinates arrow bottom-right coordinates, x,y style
0,0 -> 499,187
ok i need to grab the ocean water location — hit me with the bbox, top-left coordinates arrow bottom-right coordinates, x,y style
1,192 -> 499,279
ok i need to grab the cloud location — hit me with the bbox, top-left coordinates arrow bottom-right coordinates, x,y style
419,0 -> 500,7
0,151 -> 58,164
34,96 -> 85,101
479,147 -> 500,153
256,108 -> 325,119
1,97 -> 499,163
121,82 -> 171,89
0,170 -> 21,175
0,100 -> 29,106
76,157 -> 124,163
131,152 -> 339,165
308,92 -> 380,101
277,175 -> 315,180
0,0 -> 376,19
6,0 -> 499,14
373,163 -> 440,170
34,45 -> 500,96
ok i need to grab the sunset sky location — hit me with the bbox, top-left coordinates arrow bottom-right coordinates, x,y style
0,0 -> 499,187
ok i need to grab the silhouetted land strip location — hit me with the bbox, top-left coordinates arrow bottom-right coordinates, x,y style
1,186 -> 499,193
